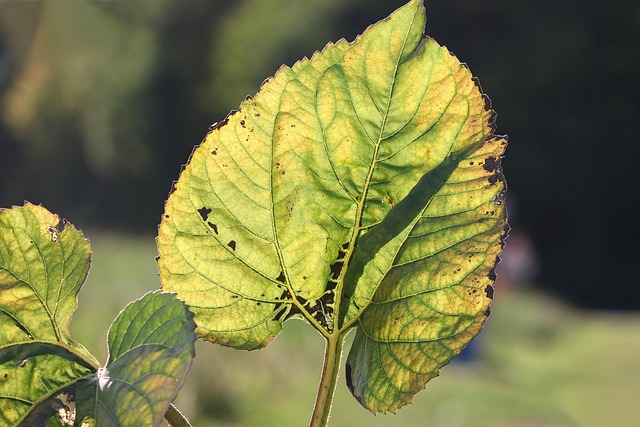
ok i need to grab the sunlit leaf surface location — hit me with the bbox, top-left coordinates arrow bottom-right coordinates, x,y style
1,204 -> 196,426
74,291 -> 196,427
0,203 -> 96,425
158,0 -> 507,413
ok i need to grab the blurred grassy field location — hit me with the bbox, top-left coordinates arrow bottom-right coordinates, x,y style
71,233 -> 640,427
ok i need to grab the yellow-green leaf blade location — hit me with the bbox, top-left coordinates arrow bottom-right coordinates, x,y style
345,135 -> 507,413
0,203 -> 98,424
75,291 -> 196,426
0,203 -> 92,346
159,0 -> 507,416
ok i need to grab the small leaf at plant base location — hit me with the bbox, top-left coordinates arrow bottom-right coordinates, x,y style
158,0 -> 506,416
74,291 -> 196,426
0,203 -> 98,425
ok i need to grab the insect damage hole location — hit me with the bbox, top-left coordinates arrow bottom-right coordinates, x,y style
198,207 -> 212,221
46,226 -> 58,242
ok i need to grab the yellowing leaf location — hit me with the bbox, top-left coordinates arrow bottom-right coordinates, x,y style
158,0 -> 507,413
74,291 -> 196,427
0,203 -> 97,425
1,204 -> 197,426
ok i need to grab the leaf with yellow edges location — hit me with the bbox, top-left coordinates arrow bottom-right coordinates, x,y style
158,0 -> 507,413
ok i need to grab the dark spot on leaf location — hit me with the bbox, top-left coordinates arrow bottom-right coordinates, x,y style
255,113 -> 261,117
469,161 -> 474,165
483,156 -> 498,172
3,374 -> 7,379
479,218 -> 485,223
484,307 -> 491,317
330,261 -> 344,281
228,240 -> 236,251
164,214 -> 170,219
211,149 -> 217,155
276,272 -> 286,283
208,222 -> 218,234
279,288 -> 291,299
485,285 -> 494,299
257,302 -> 261,306
198,207 -> 212,221
342,242 -> 350,251
231,295 -> 238,298
488,268 -> 497,281
240,120 -> 246,127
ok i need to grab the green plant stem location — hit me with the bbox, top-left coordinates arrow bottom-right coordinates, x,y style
164,403 -> 193,427
309,333 -> 345,427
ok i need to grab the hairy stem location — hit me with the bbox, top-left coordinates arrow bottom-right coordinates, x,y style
309,334 -> 346,427
164,404 -> 193,427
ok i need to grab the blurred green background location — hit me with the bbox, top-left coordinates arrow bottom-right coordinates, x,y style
1,0 -> 639,425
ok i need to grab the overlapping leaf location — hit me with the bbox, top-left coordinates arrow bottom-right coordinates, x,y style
1,204 -> 197,426
158,0 -> 507,413
0,203 -> 97,425
74,291 -> 196,427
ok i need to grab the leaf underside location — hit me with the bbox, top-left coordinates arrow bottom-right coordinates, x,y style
0,204 -> 197,426
74,291 -> 196,427
158,0 -> 507,413
0,202 -> 96,426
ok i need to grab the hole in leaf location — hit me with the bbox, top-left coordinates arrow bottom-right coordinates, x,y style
485,285 -> 494,299
46,226 -> 58,242
198,207 -> 212,221
208,222 -> 218,234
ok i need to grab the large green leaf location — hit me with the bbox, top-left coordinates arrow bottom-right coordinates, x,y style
0,203 -> 97,425
158,0 -> 507,413
74,291 -> 196,426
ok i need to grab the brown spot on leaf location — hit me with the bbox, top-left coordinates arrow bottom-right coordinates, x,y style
228,240 -> 236,251
276,272 -> 286,283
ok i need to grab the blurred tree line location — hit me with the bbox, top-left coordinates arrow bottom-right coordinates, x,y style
1,0 -> 638,309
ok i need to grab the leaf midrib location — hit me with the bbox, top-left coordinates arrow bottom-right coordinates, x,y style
333,8 -> 420,336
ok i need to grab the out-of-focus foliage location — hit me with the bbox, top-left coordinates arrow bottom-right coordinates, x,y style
1,0 -> 638,309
